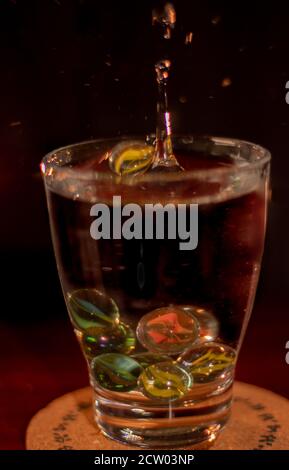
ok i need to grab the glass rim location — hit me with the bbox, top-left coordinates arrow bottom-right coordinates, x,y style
40,135 -> 271,184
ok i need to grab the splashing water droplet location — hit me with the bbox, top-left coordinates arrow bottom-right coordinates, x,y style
150,3 -> 183,173
152,59 -> 183,172
211,15 -> 221,25
221,77 -> 232,88
179,95 -> 187,104
185,32 -> 193,45
152,2 -> 176,40
107,3 -> 182,177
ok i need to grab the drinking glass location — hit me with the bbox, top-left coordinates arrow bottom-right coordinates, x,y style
41,135 -> 270,448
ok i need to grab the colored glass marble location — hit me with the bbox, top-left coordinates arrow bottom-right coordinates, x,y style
91,353 -> 143,392
180,306 -> 219,342
178,342 -> 236,384
131,353 -> 170,369
108,140 -> 154,176
138,361 -> 192,401
136,307 -> 199,354
82,323 -> 135,358
67,289 -> 119,332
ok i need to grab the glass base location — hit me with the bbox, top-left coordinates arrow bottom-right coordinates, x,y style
93,380 -> 233,448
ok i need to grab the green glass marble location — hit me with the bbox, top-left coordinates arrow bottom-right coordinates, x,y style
178,342 -> 236,384
180,305 -> 219,342
108,140 -> 154,176
82,323 -> 135,358
131,353 -> 170,369
136,307 -> 199,355
91,353 -> 143,392
138,361 -> 192,401
67,289 -> 119,332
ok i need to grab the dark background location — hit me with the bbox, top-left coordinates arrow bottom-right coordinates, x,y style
0,0 -> 289,449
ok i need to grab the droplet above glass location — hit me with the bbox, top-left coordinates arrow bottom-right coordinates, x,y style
155,59 -> 171,84
108,140 -> 154,176
91,353 -> 143,392
180,306 -> 219,342
136,307 -> 199,354
82,323 -> 135,358
152,60 -> 183,172
152,2 -> 176,39
185,31 -> 193,45
67,289 -> 119,332
178,342 -> 236,384
138,361 -> 191,401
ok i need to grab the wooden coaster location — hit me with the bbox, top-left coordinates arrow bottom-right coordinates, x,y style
26,382 -> 289,450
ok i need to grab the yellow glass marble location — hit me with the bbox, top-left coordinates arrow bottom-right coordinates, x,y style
108,140 -> 154,175
138,361 -> 192,401
178,342 -> 236,384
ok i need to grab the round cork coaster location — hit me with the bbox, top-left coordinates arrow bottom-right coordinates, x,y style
26,382 -> 289,450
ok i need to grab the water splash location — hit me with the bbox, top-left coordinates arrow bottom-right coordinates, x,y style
152,2 -> 176,39
151,3 -> 182,171
211,15 -> 221,25
152,60 -> 180,169
221,77 -> 232,87
108,2 -> 182,176
185,32 -> 193,45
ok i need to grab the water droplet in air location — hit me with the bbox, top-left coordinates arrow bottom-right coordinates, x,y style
185,32 -> 193,45
221,77 -> 232,87
155,59 -> 171,84
211,15 -> 221,25
179,96 -> 188,104
152,2 -> 176,40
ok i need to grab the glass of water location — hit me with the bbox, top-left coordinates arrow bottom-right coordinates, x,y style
41,135 -> 270,448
